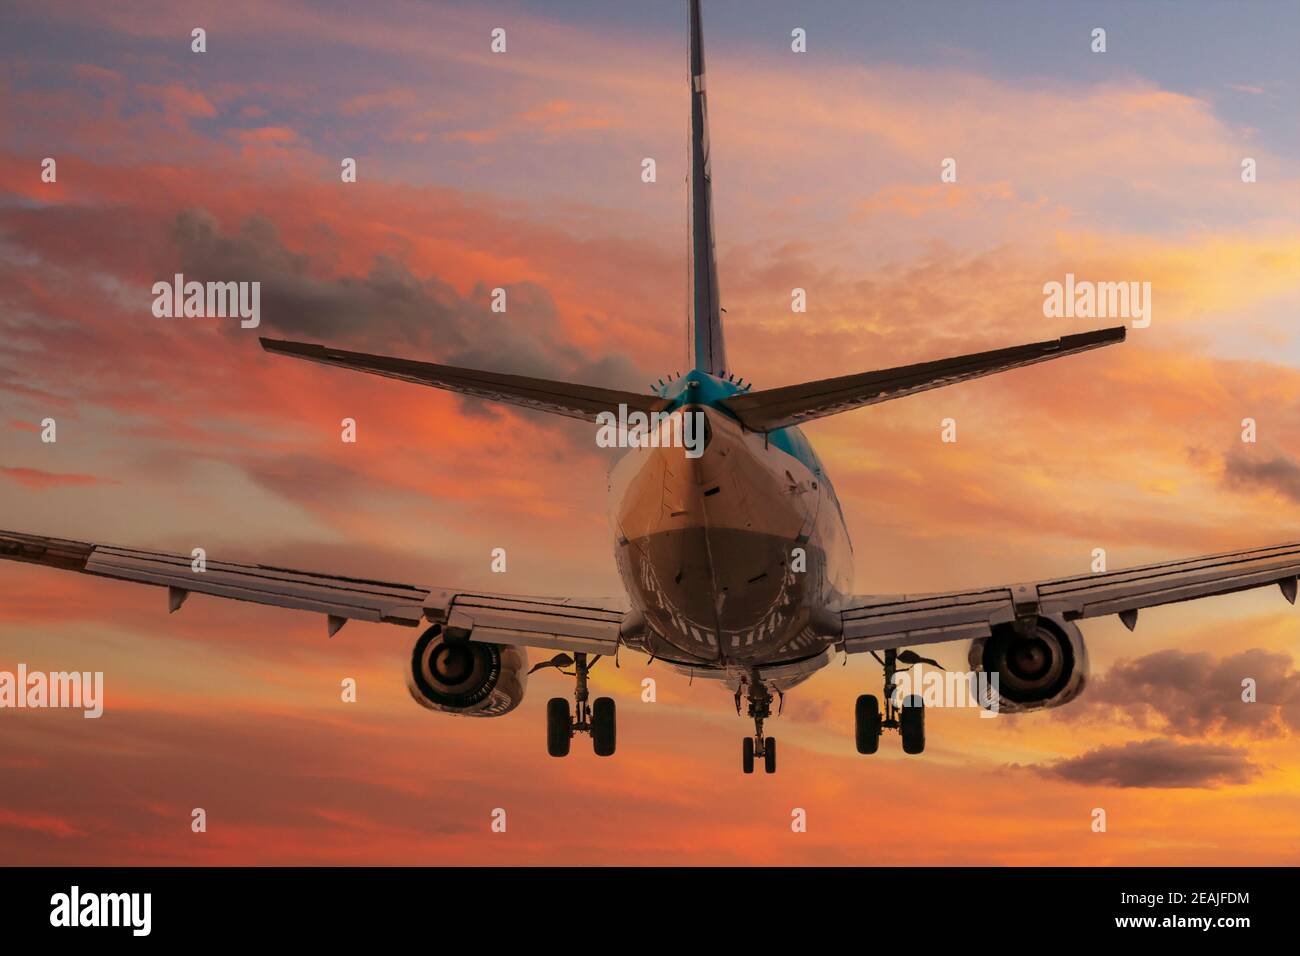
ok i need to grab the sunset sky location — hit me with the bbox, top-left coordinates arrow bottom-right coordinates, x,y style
2,0 -> 1300,865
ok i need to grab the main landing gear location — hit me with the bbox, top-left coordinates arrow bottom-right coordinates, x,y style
534,652 -> 616,758
855,647 -> 925,755
737,678 -> 779,774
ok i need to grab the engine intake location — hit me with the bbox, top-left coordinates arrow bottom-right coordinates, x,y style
407,624 -> 527,717
968,614 -> 1087,713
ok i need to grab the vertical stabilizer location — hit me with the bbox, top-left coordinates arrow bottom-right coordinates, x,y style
688,0 -> 727,375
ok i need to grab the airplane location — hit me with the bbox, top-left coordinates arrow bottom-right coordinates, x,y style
5,0 -> 1300,775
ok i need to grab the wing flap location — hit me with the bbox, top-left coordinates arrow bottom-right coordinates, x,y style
0,531 -> 95,571
841,591 -> 1006,652
427,590 -> 625,654
85,546 -> 428,626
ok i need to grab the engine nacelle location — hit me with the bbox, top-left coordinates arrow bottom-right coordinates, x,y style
406,625 -> 527,717
967,614 -> 1088,713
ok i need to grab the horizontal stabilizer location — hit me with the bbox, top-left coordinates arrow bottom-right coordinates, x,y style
719,326 -> 1126,432
261,339 -> 670,423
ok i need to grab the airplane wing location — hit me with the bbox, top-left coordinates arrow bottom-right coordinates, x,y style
0,529 -> 626,655
838,541 -> 1300,653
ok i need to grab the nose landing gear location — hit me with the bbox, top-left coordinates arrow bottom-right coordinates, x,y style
737,678 -> 778,774
534,651 -> 616,758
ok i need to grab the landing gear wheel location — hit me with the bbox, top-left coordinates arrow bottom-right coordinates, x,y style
591,697 -> 617,756
547,697 -> 572,757
855,694 -> 882,754
739,679 -> 776,775
900,694 -> 925,754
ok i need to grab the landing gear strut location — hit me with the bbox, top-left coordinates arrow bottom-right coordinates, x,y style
541,652 -> 616,758
854,647 -> 925,755
737,678 -> 778,774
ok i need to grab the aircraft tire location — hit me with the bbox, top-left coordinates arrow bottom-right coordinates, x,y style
592,697 -> 616,756
900,694 -> 925,754
547,697 -> 572,757
855,694 -> 882,754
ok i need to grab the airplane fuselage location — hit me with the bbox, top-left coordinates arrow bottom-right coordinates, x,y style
609,370 -> 853,684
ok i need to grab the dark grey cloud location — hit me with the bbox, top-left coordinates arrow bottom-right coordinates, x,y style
1222,450 -> 1300,504
1060,647 -> 1300,739
173,209 -> 469,348
170,208 -> 647,390
1027,738 -> 1259,789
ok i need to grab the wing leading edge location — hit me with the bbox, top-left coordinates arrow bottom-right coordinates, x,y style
0,529 -> 625,655
838,541 -> 1300,654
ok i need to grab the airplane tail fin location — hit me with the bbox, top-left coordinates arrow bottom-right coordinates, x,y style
717,327 -> 1126,432
688,0 -> 725,376
260,339 -> 670,423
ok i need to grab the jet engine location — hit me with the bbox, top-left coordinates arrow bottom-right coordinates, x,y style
967,614 -> 1087,713
406,624 -> 528,717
